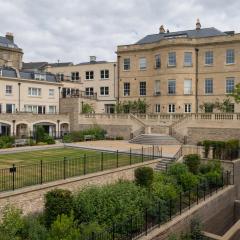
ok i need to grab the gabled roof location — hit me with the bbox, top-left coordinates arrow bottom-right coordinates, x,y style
0,36 -> 19,49
47,62 -> 73,67
136,27 -> 227,45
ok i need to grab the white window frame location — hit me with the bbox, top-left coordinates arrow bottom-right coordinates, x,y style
123,58 -> 130,71
139,57 -> 147,70
85,71 -> 94,80
155,104 -> 161,113
184,52 -> 192,66
49,89 -> 55,97
205,79 -> 213,94
168,52 -> 176,67
123,82 -> 130,96
168,104 -> 176,113
28,87 -> 41,97
184,80 -> 192,95
226,77 -> 235,94
85,87 -> 94,96
139,81 -> 146,96
5,85 -> 12,95
6,103 -> 15,113
155,55 -> 161,68
168,80 -> 176,95
71,72 -> 80,81
184,104 -> 192,113
205,51 -> 213,65
226,49 -> 235,64
49,105 -> 57,114
100,86 -> 109,96
100,69 -> 109,79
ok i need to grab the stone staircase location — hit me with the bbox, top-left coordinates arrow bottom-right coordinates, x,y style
129,134 -> 180,145
155,158 -> 175,171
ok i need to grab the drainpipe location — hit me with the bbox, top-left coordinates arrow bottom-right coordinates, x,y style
18,82 -> 21,112
195,48 -> 199,113
113,63 -> 116,99
117,55 -> 121,104
58,86 -> 61,113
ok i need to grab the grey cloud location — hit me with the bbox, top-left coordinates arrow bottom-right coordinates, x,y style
0,0 -> 239,63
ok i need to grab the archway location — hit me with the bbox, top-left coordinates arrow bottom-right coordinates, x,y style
60,123 -> 69,137
16,123 -> 29,138
33,122 -> 57,138
0,123 -> 11,136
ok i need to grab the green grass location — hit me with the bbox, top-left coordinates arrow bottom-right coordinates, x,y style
0,147 -> 151,192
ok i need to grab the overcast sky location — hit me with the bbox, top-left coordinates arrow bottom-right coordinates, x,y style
0,0 -> 239,64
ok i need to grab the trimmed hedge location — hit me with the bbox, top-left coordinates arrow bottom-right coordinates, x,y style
134,167 -> 154,188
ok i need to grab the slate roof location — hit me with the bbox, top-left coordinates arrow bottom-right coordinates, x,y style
0,67 -> 58,83
136,27 -> 228,45
76,61 -> 108,66
0,36 -> 19,49
47,62 -> 73,67
22,62 -> 48,70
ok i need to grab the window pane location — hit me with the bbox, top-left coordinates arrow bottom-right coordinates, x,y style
226,78 -> 235,93
124,58 -> 130,70
184,80 -> 192,94
154,80 -> 160,95
139,58 -> 147,70
168,80 -> 176,94
139,81 -> 146,96
226,49 -> 235,64
155,55 -> 161,68
168,52 -> 176,66
184,52 -> 192,66
124,83 -> 130,96
205,79 -> 213,94
205,51 -> 213,65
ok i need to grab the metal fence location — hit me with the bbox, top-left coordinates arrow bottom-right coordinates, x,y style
84,171 -> 232,240
0,146 -> 164,192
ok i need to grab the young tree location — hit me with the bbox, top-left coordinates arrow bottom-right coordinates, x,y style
230,83 -> 240,103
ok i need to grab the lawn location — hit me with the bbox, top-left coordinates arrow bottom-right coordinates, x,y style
0,147 -> 151,192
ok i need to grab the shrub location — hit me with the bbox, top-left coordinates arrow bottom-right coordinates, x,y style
35,126 -> 45,143
184,154 -> 201,174
47,213 -> 80,240
82,103 -> 94,114
43,134 -> 55,145
134,167 -> 154,188
115,136 -> 124,140
0,205 -> 24,240
0,136 -> 15,149
44,189 -> 73,228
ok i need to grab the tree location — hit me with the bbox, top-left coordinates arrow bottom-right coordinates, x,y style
134,167 -> 154,188
184,154 -> 201,174
230,83 -> 240,103
82,103 -> 94,114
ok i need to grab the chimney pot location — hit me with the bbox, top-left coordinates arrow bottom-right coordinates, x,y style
159,25 -> 165,34
196,18 -> 201,30
90,56 -> 96,63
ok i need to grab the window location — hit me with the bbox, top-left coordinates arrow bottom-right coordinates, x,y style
34,73 -> 46,80
205,105 -> 213,113
100,87 -> 109,96
85,87 -> 94,96
123,82 -> 130,96
184,80 -> 192,95
139,81 -> 146,96
205,79 -> 213,94
226,49 -> 235,64
139,57 -> 147,70
155,55 -> 161,68
155,104 -> 161,113
49,89 -> 55,97
57,73 -> 64,81
71,72 -> 79,81
168,104 -> 175,113
154,80 -> 160,95
205,51 -> 213,65
5,85 -> 12,95
123,58 -> 130,71
49,106 -> 57,114
0,104 -> 2,113
168,80 -> 176,94
85,71 -> 94,80
184,52 -> 192,66
100,70 -> 109,79
168,52 -> 176,66
184,104 -> 192,113
28,87 -> 41,96
226,78 -> 235,93
6,104 -> 15,113
24,105 -> 45,114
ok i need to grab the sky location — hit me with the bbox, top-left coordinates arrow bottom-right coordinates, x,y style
0,0 -> 239,64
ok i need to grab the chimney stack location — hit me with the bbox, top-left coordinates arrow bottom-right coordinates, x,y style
5,32 -> 14,42
90,56 -> 96,63
196,19 -> 201,30
159,25 -> 165,34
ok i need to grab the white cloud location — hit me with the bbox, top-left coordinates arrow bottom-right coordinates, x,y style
0,0 -> 239,63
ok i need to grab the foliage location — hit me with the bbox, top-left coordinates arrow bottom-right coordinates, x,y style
184,154 -> 201,174
115,136 -> 124,140
199,98 -> 234,113
35,126 -> 45,143
0,136 -> 15,149
73,181 -> 150,226
82,103 -> 95,114
63,126 -> 106,143
202,139 -> 239,160
47,213 -> 80,240
134,167 -> 154,188
0,205 -> 24,240
44,189 -> 73,227
230,83 -> 240,103
43,134 -> 55,144
115,99 -> 148,113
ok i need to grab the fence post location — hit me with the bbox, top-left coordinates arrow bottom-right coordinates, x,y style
197,185 -> 199,204
116,150 -> 119,168
63,157 -> 66,180
169,200 -> 172,220
101,152 -> 104,171
130,215 -> 133,240
227,171 -> 229,185
130,148 -> 132,165
40,160 -> 43,184
152,145 -> 154,159
141,147 -> 144,162
215,175 -> 218,193
188,190 -> 191,209
204,182 -> 206,201
12,164 -> 15,191
179,192 -> 182,214
112,222 -> 115,240
161,147 -> 162,158
84,154 -> 87,175
145,208 -> 148,235
158,201 -> 161,227
222,171 -> 224,189
91,232 -> 95,240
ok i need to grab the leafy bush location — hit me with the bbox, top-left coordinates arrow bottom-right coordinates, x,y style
43,134 -> 55,145
0,205 -> 24,240
82,103 -> 94,114
0,136 -> 15,149
44,189 -> 73,227
35,126 -> 45,143
47,213 -> 80,240
184,154 -> 201,174
115,136 -> 124,140
135,167 -> 154,188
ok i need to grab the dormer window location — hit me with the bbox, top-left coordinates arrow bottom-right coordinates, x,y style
34,73 -> 46,80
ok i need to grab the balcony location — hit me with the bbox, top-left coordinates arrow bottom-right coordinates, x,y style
61,90 -> 97,100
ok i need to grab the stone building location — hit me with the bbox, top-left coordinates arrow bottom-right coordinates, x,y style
0,32 -> 23,69
117,19 -> 240,113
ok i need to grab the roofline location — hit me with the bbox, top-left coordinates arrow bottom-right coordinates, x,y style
0,45 -> 23,53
